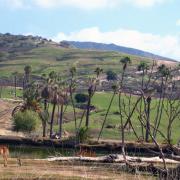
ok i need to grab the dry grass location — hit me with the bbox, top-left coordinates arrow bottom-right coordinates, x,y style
0,158 -> 155,180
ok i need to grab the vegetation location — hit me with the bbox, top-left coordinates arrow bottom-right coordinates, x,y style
0,33 -> 180,179
13,110 -> 40,132
75,93 -> 88,103
106,70 -> 117,81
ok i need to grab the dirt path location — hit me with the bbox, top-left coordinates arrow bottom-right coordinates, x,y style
0,158 -> 154,180
0,99 -> 23,137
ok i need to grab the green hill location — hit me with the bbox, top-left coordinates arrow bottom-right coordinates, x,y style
0,33 -> 154,78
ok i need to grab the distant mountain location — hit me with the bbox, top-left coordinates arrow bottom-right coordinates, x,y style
64,41 -> 175,62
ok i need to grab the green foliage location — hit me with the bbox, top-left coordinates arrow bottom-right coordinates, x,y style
39,110 -> 49,124
77,127 -> 90,143
24,65 -> 32,75
75,93 -> 88,103
120,56 -> 131,70
23,84 -> 39,104
41,86 -> 50,99
13,110 -> 40,132
137,61 -> 149,72
106,70 -> 117,81
158,64 -> 170,77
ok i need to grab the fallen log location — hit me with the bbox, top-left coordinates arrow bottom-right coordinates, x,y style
45,155 -> 180,179
46,154 -> 180,164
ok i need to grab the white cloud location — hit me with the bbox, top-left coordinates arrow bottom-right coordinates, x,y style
34,0 -> 116,9
176,19 -> 180,26
131,0 -> 166,7
1,0 -> 169,9
1,0 -> 25,8
52,27 -> 180,60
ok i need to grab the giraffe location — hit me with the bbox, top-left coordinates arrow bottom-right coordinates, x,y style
0,145 -> 9,167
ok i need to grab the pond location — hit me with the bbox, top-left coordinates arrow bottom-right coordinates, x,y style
9,145 -> 155,159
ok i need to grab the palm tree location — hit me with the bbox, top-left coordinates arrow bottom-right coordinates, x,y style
85,68 -> 103,128
158,64 -> 170,79
85,84 -> 93,128
118,57 -> 131,162
120,57 -> 131,71
145,96 -> 151,142
137,61 -> 149,89
49,86 -> 58,138
12,71 -> 18,98
24,65 -> 32,86
69,67 -> 77,132
41,86 -> 50,137
58,92 -> 67,139
94,67 -> 103,78
49,71 -> 57,82
120,57 -> 131,87
70,67 -> 76,78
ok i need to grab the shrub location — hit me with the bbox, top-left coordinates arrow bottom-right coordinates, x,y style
75,93 -> 88,103
13,110 -> 40,133
77,127 -> 90,143
106,70 -> 117,81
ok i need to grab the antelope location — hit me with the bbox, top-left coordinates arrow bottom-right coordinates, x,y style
75,145 -> 96,157
0,145 -> 9,167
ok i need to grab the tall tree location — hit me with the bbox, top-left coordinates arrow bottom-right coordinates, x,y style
153,64 -> 170,138
41,86 -> 50,137
12,71 -> 18,98
120,57 -> 131,86
119,56 -> 131,162
69,67 -> 77,133
24,65 -> 32,85
49,87 -> 58,138
137,61 -> 149,89
85,67 -> 103,128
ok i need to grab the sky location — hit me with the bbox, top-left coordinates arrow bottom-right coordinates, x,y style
0,0 -> 180,60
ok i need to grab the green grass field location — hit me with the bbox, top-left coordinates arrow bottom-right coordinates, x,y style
2,86 -> 178,144
0,86 -> 22,99
59,92 -> 180,144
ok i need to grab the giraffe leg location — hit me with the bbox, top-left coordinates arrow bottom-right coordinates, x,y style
3,155 -> 7,167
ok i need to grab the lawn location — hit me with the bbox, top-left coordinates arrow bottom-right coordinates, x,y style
0,86 -> 22,99
1,85 -> 179,144
62,92 -> 180,144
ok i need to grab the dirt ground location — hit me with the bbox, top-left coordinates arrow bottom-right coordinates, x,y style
0,99 -> 24,137
0,158 -> 154,180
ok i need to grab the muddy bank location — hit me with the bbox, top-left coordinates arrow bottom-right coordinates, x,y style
0,136 -> 179,156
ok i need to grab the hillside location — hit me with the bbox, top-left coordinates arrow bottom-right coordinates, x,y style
0,33 -> 178,90
0,33 -> 156,78
65,41 -> 175,62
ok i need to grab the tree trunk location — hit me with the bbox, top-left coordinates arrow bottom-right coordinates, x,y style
49,102 -> 56,138
145,97 -> 151,142
59,104 -> 64,139
42,99 -> 47,137
85,96 -> 91,128
42,121 -> 46,137
14,75 -> 17,98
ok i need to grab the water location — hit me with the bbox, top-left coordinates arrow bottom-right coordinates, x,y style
9,145 -> 77,159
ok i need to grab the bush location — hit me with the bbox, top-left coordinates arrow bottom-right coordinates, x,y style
13,110 -> 40,133
77,127 -> 90,143
106,70 -> 117,81
75,93 -> 88,103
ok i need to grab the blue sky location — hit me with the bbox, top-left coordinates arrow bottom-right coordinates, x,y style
0,0 -> 180,60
